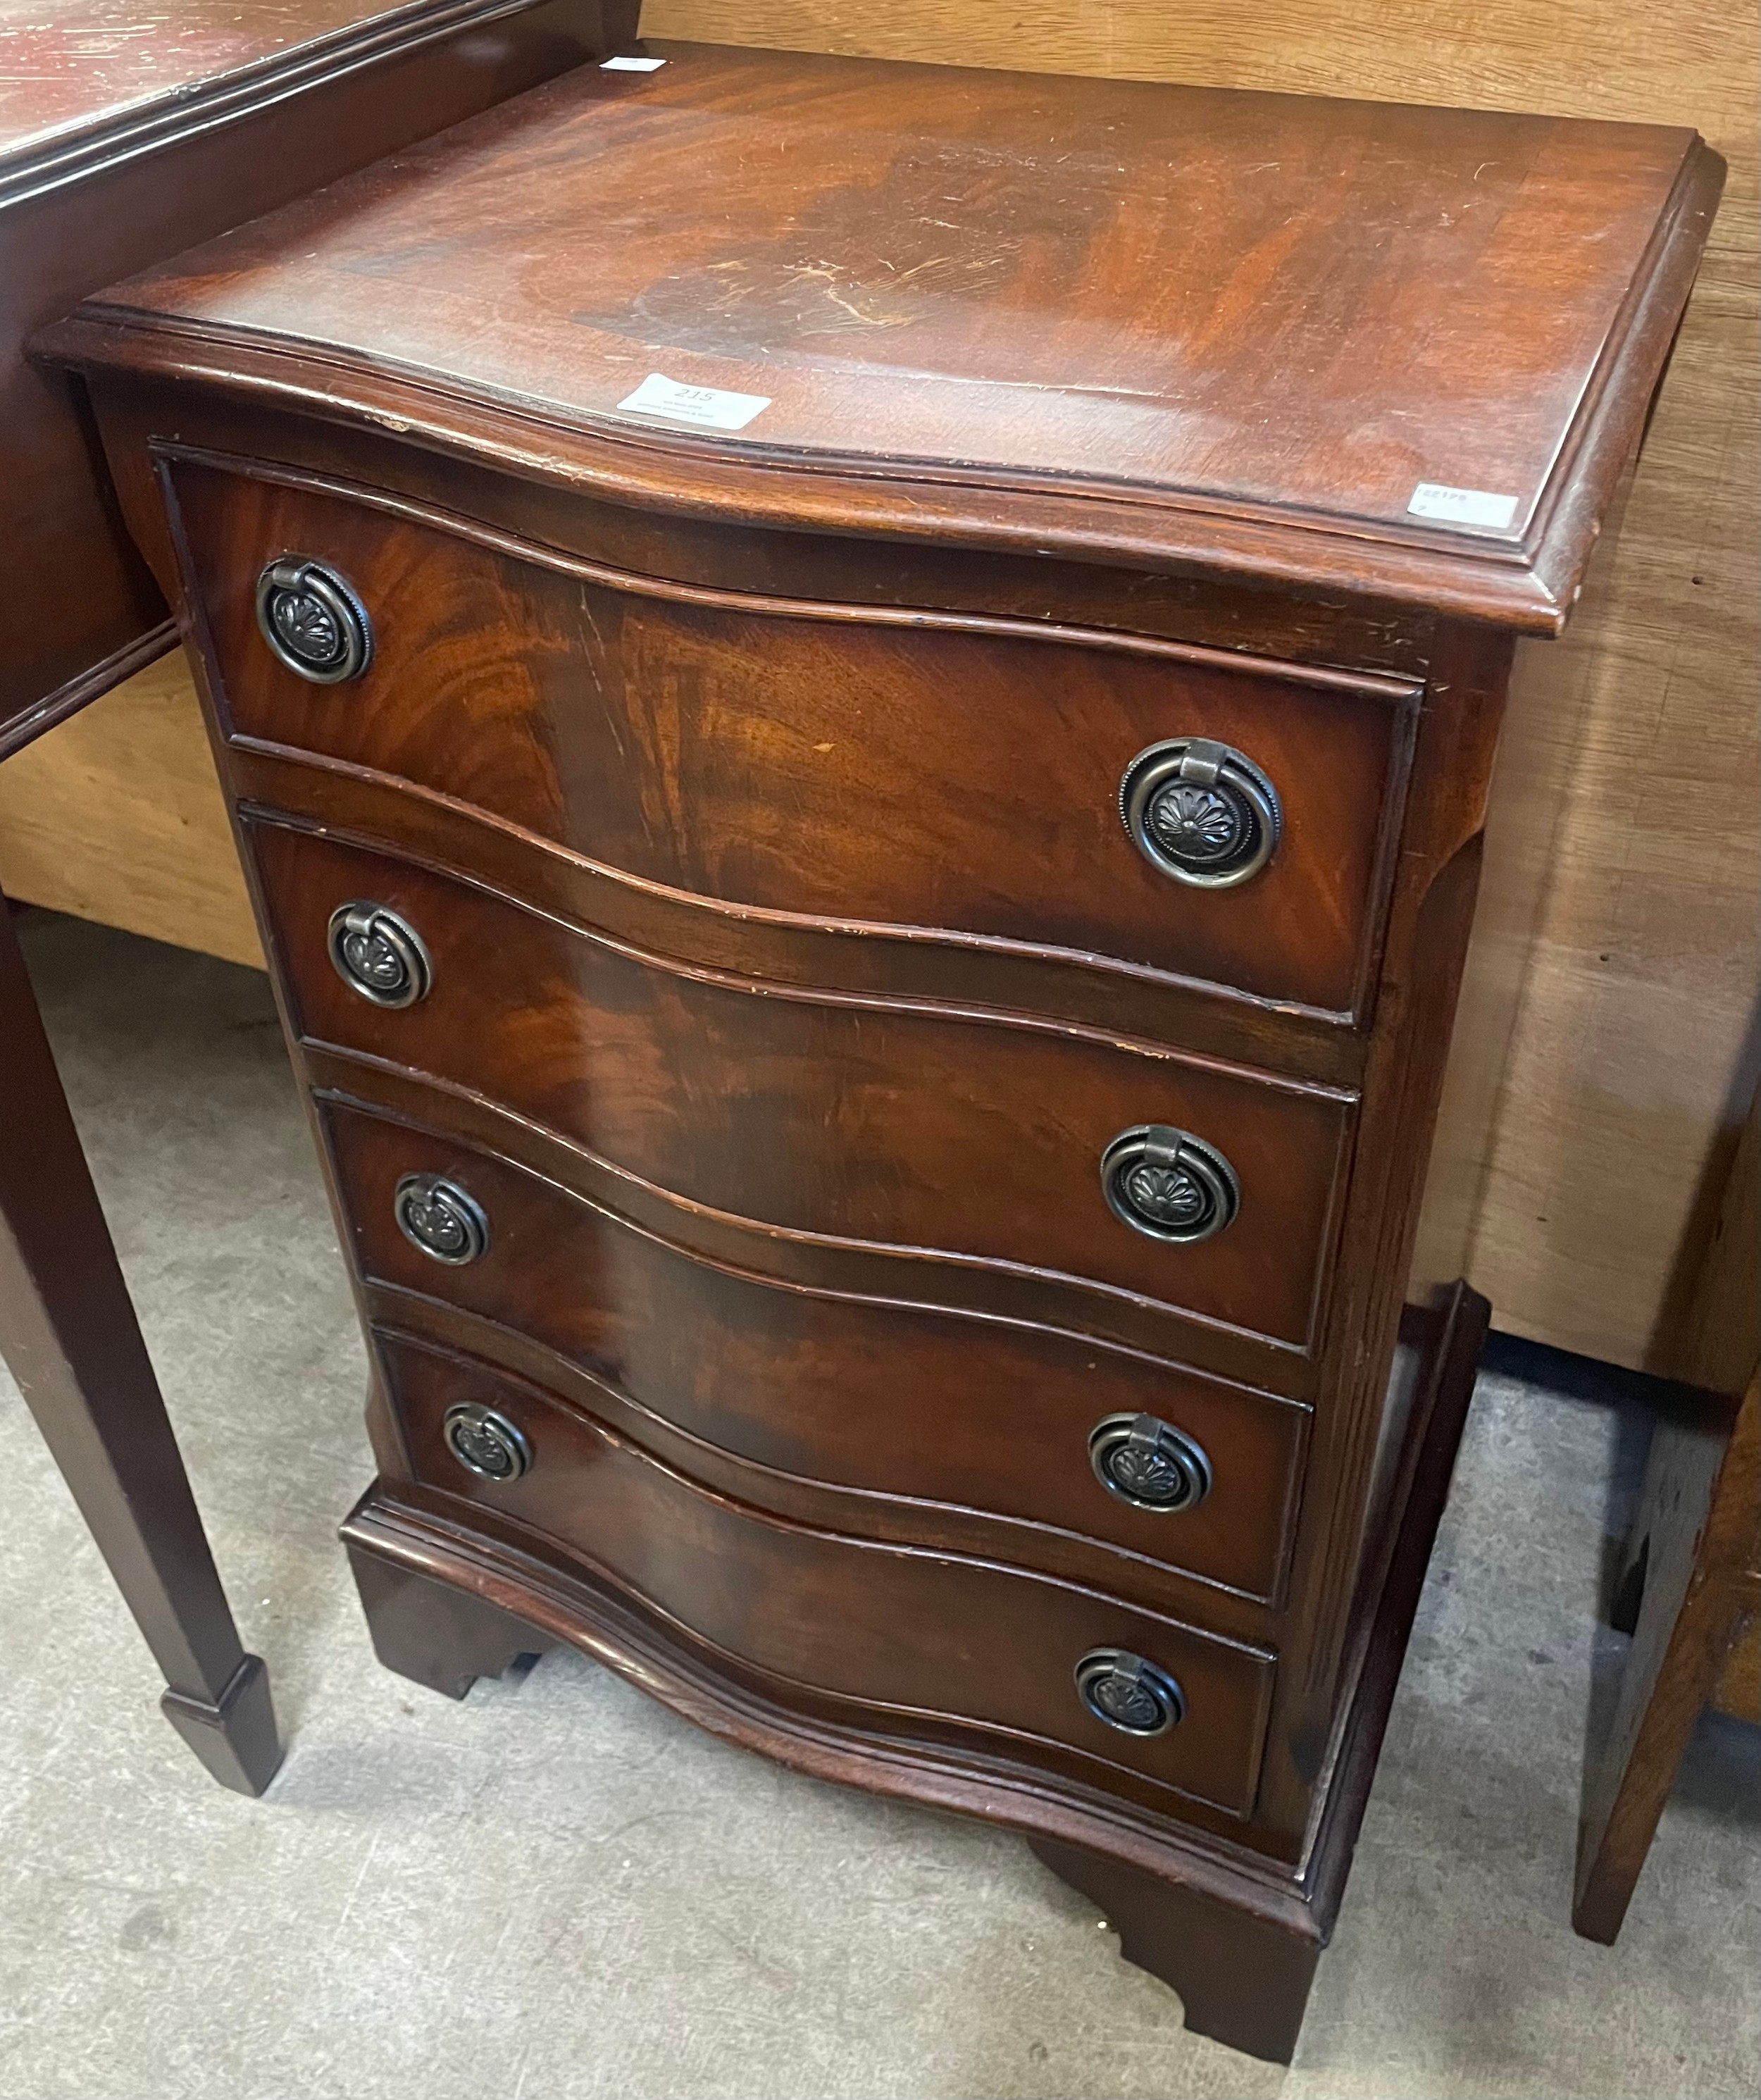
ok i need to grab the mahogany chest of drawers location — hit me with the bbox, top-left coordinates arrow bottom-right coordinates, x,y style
44,39 -> 1721,2060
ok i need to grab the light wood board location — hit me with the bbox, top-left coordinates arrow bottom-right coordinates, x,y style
2,0 -> 1755,1373
0,650 -> 261,969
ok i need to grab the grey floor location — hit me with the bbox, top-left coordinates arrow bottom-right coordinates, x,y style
1,909 -> 1755,2100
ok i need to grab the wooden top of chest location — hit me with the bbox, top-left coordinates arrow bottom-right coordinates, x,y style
46,39 -> 1722,629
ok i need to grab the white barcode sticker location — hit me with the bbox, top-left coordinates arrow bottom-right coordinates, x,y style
617,372 -> 771,433
1408,482 -> 1519,530
600,55 -> 666,71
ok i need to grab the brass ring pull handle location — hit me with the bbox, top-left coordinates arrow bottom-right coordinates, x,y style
393,1174 -> 490,1266
1119,737 -> 1281,887
1100,1125 -> 1240,1243
443,1403 -> 533,1482
1074,1649 -> 1186,1736
255,557 -> 373,683
327,902 -> 432,1008
1088,1414 -> 1213,1512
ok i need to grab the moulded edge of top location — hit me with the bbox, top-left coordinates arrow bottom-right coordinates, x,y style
32,136 -> 1725,638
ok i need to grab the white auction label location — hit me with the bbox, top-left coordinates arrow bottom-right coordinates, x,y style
600,55 -> 667,71
1407,482 -> 1519,530
616,372 -> 772,432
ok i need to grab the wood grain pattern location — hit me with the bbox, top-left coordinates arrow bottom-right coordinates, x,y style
367,1277 -> 1302,1639
1254,620 -> 1512,1837
173,455 -> 1414,1020
636,4 -> 1753,253
12,3 -> 1752,1370
633,1 -> 1760,1377
106,380 -> 1447,676
1019,1279 -> 1486,2063
247,817 -> 1357,1359
1407,445 -> 1641,1300
375,1326 -> 1278,1819
337,1470 -> 1300,1874
46,42 -> 1718,629
321,1093 -> 1312,1612
0,0 -> 618,173
225,735 -> 1367,1087
1465,290 -> 1761,1369
339,1274 -> 1486,2065
301,1039 -> 1320,1395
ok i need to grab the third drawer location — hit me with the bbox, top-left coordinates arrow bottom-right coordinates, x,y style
321,1095 -> 1310,1610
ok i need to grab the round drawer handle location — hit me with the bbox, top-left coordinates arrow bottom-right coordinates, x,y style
1119,737 -> 1282,888
327,902 -> 432,1008
1088,1414 -> 1213,1512
443,1402 -> 533,1482
393,1174 -> 490,1266
1075,1649 -> 1186,1737
1100,1125 -> 1240,1243
255,557 -> 373,683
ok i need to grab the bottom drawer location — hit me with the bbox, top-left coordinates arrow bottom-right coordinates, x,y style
379,1331 -> 1276,1818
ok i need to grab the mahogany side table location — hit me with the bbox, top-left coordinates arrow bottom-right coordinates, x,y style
1575,1083 -> 1760,1940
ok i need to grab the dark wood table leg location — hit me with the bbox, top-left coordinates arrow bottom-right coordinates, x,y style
1573,1372 -> 1759,1941
0,891 -> 283,1794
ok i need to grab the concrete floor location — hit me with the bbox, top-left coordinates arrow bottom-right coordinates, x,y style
1,908 -> 1755,2100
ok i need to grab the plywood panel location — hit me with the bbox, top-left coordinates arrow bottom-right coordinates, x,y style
0,651 -> 261,968
638,1 -> 1761,1374
1466,259 -> 1760,1369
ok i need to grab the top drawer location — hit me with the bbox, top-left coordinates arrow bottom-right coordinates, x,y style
169,457 -> 1415,1019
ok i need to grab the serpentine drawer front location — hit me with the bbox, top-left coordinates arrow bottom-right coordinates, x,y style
170,455 -> 1412,1021
247,817 -> 1355,1363
377,1329 -> 1276,1820
53,36 -> 1718,2063
320,1095 -> 1310,1613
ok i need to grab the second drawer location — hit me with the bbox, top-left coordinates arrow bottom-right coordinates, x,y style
321,1096 -> 1309,1605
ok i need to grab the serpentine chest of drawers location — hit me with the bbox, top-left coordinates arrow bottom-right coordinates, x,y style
44,39 -> 1720,2060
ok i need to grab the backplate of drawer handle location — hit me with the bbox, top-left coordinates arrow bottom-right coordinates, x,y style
393,1174 -> 490,1265
1075,1649 -> 1186,1736
255,556 -> 373,683
1088,1414 -> 1213,1512
1119,737 -> 1281,887
443,1401 -> 533,1481
1100,1125 -> 1240,1243
327,901 -> 431,1008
